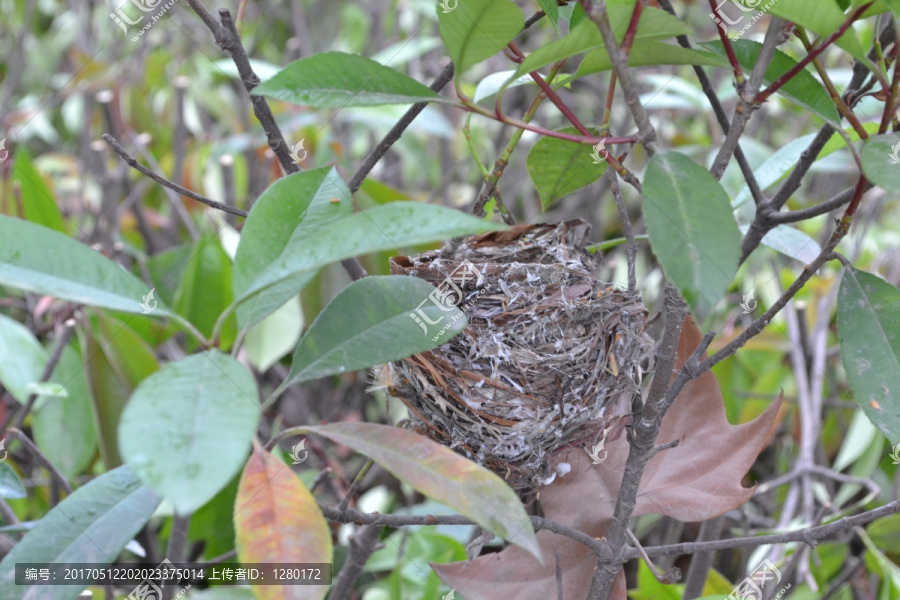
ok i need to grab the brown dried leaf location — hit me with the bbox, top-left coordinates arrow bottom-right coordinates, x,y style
434,316 -> 781,598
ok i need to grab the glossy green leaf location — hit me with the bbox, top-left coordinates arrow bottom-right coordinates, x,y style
0,465 -> 161,600
287,276 -> 467,385
643,151 -> 741,317
293,422 -> 541,561
0,314 -> 45,404
172,236 -> 236,348
526,127 -> 608,209
0,463 -> 26,500
237,202 -> 504,310
702,40 -> 839,122
513,7 -> 691,79
254,52 -> 444,107
82,314 -> 159,469
762,0 -> 866,61
233,168 -> 352,330
574,41 -> 728,79
0,215 -> 171,317
861,132 -> 900,191
33,346 -> 98,479
837,268 -> 900,444
738,223 -> 821,264
3,150 -> 65,232
536,0 -> 559,29
119,351 -> 260,515
235,444 -> 331,600
438,0 -> 524,73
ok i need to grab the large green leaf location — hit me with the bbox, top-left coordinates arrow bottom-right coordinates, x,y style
0,314 -> 45,404
0,215 -> 172,317
574,41 -> 728,79
236,202 -> 504,311
643,151 -> 741,317
119,351 -> 260,515
861,132 -> 900,191
0,465 -> 161,600
536,0 -> 560,29
513,7 -> 691,79
235,444 -> 332,600
254,52 -> 444,107
760,0 -> 866,61
287,276 -> 467,385
837,268 -> 900,444
702,40 -> 839,122
33,346 -> 98,480
2,150 -> 65,232
526,127 -> 608,209
82,314 -> 159,469
438,0 -> 524,73
233,168 -> 351,329
294,422 -> 541,561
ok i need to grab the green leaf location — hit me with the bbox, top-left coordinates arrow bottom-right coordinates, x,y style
762,0 -> 866,61
236,202 -> 504,310
233,168 -> 352,330
82,314 -> 159,469
0,215 -> 171,317
738,223 -> 821,264
574,41 -> 728,79
33,346 -> 98,479
869,514 -> 900,554
254,52 -> 444,107
172,236 -> 236,348
119,351 -> 260,515
473,70 -> 537,103
438,0 -> 524,73
837,267 -> 900,444
0,463 -> 26,500
861,132 -> 900,191
294,422 -> 541,561
0,465 -> 161,600
243,296 -> 304,373
3,150 -> 65,233
643,151 -> 741,317
536,0 -> 560,29
702,40 -> 839,122
0,314 -> 45,404
526,127 -> 608,209
513,7 -> 691,79
287,276 -> 468,385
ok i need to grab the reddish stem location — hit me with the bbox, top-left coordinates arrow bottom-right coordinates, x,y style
620,0 -> 646,57
839,174 -> 869,223
879,41 -> 900,134
709,0 -> 745,87
757,3 -> 873,104
508,41 -> 593,136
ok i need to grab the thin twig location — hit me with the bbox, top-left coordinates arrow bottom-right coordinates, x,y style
103,134 -> 248,217
7,428 -> 73,495
335,458 -> 374,513
329,524 -> 381,600
608,170 -> 636,294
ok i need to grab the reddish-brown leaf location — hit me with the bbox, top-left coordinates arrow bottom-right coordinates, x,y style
235,442 -> 332,600
434,316 -> 781,598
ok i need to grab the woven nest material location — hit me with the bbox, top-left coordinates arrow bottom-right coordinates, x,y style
375,220 -> 654,493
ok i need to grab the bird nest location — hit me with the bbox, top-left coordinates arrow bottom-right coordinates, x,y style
374,220 -> 653,493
